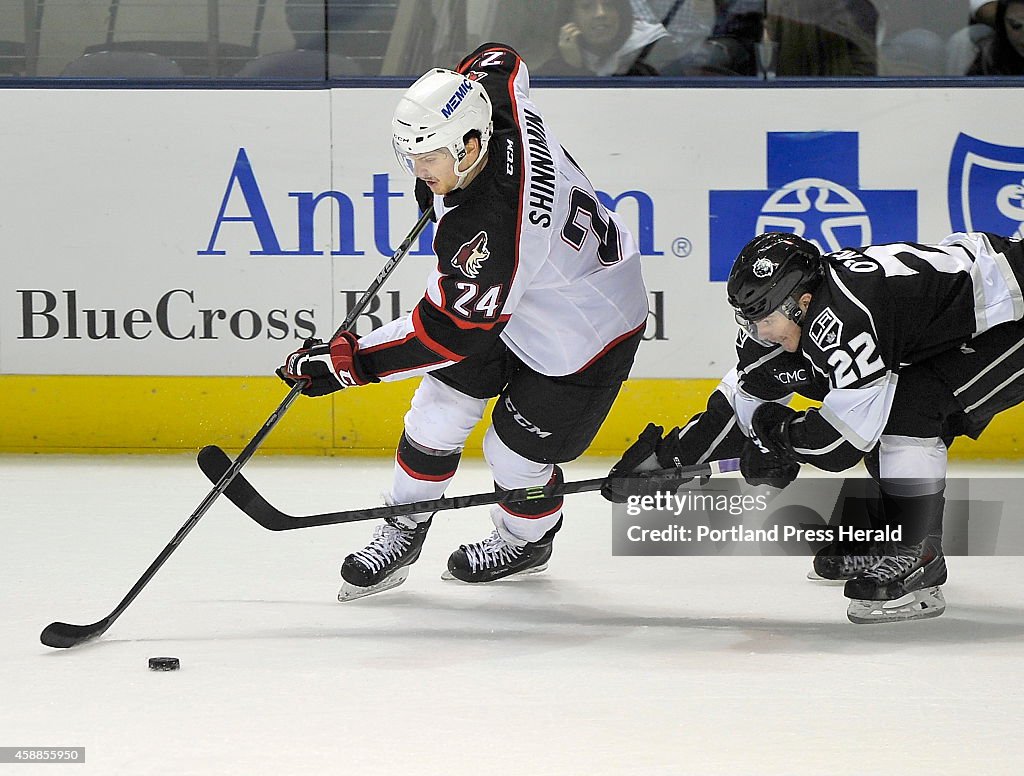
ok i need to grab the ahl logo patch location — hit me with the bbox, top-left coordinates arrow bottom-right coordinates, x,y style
452,231 -> 490,278
809,307 -> 843,351
752,257 -> 776,278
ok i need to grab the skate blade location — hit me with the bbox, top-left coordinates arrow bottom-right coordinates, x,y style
847,586 -> 946,624
337,567 -> 410,602
440,562 -> 549,583
806,569 -> 846,585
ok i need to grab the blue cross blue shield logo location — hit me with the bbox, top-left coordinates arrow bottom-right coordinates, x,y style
709,132 -> 917,281
948,133 -> 1024,239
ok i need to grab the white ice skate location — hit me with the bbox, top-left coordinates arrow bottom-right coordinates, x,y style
441,519 -> 561,583
338,567 -> 412,602
441,561 -> 549,582
337,516 -> 432,602
846,585 -> 946,624
844,540 -> 947,624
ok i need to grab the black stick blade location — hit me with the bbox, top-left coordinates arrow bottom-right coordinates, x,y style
40,620 -> 109,649
196,445 -> 288,530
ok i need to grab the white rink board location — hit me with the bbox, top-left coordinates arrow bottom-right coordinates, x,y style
2,86 -> 1022,378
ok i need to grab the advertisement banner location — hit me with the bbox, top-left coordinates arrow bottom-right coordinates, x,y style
3,86 -> 1023,380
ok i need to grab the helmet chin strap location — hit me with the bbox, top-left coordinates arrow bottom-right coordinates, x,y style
779,295 -> 807,326
454,154 -> 486,188
451,141 -> 488,189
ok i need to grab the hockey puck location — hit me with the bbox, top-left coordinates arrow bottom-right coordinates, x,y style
148,656 -> 180,671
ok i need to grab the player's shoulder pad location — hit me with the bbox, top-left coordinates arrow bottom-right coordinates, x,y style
456,42 -> 522,77
822,247 -> 883,277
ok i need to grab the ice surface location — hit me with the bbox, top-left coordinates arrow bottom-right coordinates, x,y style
3,454 -> 1023,775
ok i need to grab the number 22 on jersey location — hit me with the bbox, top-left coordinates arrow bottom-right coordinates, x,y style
827,331 -> 885,388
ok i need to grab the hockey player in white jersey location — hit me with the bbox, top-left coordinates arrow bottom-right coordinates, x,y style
607,230 -> 1024,623
278,43 -> 648,600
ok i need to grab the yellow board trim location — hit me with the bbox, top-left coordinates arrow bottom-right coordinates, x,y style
2,375 -> 1022,459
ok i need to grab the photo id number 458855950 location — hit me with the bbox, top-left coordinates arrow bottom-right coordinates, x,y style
0,747 -> 84,763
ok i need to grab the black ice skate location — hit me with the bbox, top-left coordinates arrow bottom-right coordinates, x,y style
844,539 -> 947,624
443,518 -> 562,584
807,541 -> 884,584
338,516 -> 432,602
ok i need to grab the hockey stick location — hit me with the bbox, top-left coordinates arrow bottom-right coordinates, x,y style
39,207 -> 435,649
196,443 -> 741,531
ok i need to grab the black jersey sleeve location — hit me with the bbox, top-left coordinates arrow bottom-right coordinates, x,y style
665,389 -> 749,465
357,205 -> 516,379
664,330 -> 827,466
782,407 -> 869,472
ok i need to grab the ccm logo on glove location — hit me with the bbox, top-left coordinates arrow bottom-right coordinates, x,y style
277,332 -> 377,396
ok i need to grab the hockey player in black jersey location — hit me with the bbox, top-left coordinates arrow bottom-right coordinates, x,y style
278,43 -> 648,601
607,230 -> 1024,623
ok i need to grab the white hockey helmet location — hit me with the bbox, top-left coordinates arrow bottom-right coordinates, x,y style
392,68 -> 493,188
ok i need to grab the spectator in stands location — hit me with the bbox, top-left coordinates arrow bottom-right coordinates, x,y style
629,0 -> 711,55
659,0 -> 764,76
541,0 -> 685,76
947,0 -> 999,74
874,0 -> 966,76
968,0 -> 1024,73
879,27 -> 947,75
767,0 -> 879,76
972,0 -> 999,27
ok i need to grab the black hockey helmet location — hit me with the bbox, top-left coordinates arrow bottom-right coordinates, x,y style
727,233 -> 822,324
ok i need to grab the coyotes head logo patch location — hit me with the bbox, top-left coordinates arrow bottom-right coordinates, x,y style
452,231 -> 490,278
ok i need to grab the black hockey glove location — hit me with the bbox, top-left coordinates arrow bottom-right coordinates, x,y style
414,179 -> 436,221
601,423 -> 696,503
740,440 -> 800,489
602,423 -> 663,503
750,402 -> 801,459
277,332 -> 375,397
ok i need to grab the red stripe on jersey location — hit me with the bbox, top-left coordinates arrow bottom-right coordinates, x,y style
412,305 -> 466,362
434,272 -> 446,310
574,322 -> 645,373
498,501 -> 563,520
358,321 -> 451,377
397,451 -> 457,482
507,56 -> 525,331
359,329 -> 418,355
374,358 -> 451,379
